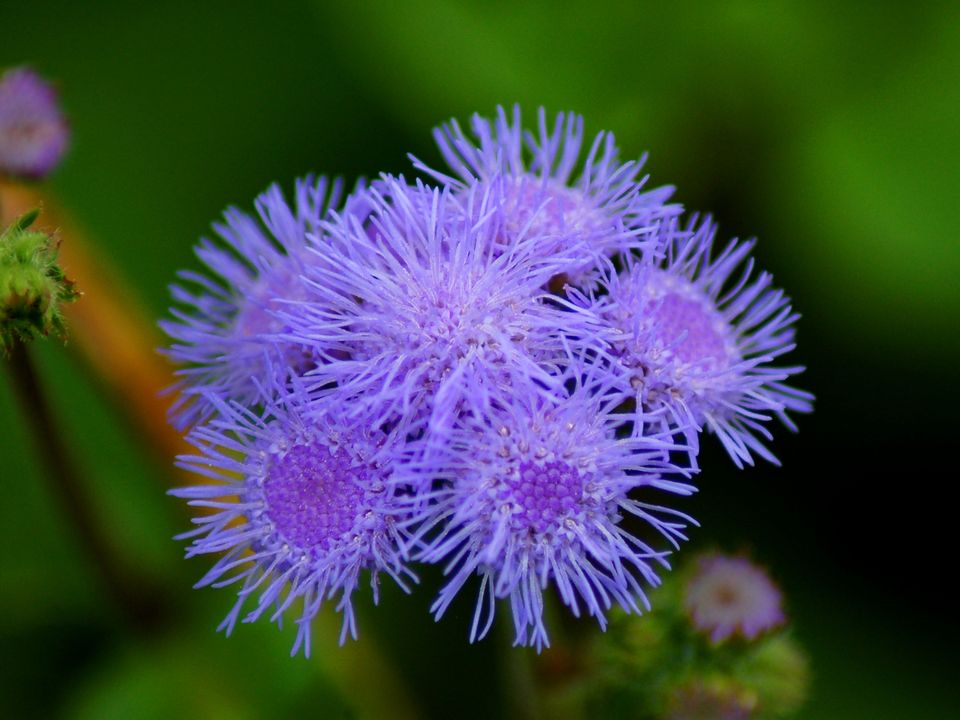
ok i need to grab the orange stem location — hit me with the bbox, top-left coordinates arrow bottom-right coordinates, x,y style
1,180 -> 192,474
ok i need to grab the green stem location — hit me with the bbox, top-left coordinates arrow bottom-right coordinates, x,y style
498,619 -> 542,720
6,341 -> 166,629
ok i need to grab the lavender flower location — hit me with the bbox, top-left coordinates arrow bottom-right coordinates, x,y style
597,215 -> 813,467
683,554 -> 785,644
171,381 -> 416,655
161,176 -> 349,428
406,360 -> 696,650
412,105 -> 678,285
0,67 -> 69,179
279,176 -> 606,440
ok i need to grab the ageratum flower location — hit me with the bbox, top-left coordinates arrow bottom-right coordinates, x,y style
161,176 -> 353,428
279,176 -> 607,440
683,553 -> 785,644
171,380 -> 416,655
598,215 -> 813,467
411,105 -> 679,286
406,359 -> 696,650
0,67 -> 69,179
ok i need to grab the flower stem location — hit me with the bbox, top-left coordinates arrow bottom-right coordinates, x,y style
6,340 -> 166,629
1,181 -> 194,481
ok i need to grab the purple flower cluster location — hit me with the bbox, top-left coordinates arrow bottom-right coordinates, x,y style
165,107 -> 810,655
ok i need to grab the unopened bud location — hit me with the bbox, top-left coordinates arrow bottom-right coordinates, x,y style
1,209 -> 78,353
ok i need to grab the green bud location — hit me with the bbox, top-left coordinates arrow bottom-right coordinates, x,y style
1,209 -> 78,354
666,676 -> 757,719
731,634 -> 809,718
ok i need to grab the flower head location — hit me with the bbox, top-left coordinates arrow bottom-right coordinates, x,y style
162,107 -> 815,657
280,176 -> 607,440
598,215 -> 813,467
684,554 -> 785,644
408,360 -> 696,650
412,105 -> 679,284
161,176 -> 349,428
0,67 -> 69,179
171,380 -> 416,655
1,209 -> 78,354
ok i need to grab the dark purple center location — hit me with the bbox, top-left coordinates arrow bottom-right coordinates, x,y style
262,443 -> 367,555
649,293 -> 729,367
506,460 -> 583,534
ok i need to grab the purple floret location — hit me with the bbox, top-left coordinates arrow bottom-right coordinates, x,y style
0,67 -> 69,179
402,358 -> 696,650
684,553 -> 785,644
596,215 -> 813,468
171,380 -> 416,655
412,105 -> 680,286
160,176 -> 353,428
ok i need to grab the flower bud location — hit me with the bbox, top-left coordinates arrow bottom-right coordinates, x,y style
1,209 -> 78,353
588,552 -> 809,719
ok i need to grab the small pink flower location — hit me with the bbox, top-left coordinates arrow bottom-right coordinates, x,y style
684,554 -> 785,643
0,67 -> 69,179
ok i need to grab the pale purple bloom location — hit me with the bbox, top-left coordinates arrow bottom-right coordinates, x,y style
0,67 -> 69,179
279,176 -> 608,440
683,554 -> 785,644
405,360 -> 696,650
412,105 -> 679,285
171,381 -> 416,655
597,215 -> 813,467
160,176 -> 350,428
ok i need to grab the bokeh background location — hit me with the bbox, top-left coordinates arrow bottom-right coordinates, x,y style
2,1 -> 958,718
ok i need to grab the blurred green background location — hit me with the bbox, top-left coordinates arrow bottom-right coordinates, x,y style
2,1 -> 958,718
